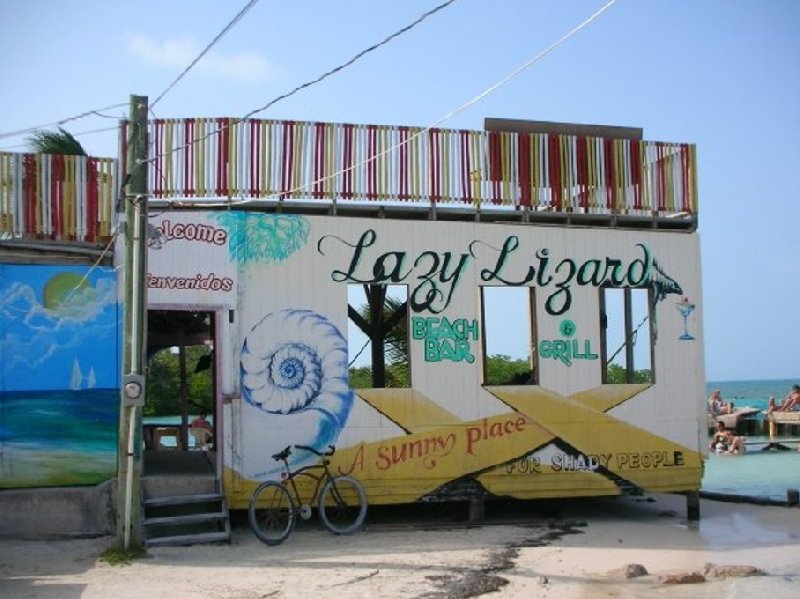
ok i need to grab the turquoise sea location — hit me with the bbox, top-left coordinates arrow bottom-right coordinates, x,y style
0,389 -> 119,488
702,379 -> 800,501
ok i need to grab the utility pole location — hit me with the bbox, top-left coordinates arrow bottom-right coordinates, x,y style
116,95 -> 149,550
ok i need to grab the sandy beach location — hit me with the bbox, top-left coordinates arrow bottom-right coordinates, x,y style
1,493 -> 798,598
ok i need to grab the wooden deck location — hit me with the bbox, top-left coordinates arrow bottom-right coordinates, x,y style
707,407 -> 761,430
767,411 -> 800,425
763,411 -> 800,451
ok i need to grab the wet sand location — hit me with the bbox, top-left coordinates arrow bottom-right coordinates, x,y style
1,493 -> 798,598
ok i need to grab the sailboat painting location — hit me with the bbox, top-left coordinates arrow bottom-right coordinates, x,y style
0,264 -> 122,488
70,358 -> 98,390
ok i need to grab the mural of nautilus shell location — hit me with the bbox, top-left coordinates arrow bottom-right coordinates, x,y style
240,309 -> 353,473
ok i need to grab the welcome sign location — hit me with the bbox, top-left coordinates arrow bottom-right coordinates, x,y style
147,213 -> 238,307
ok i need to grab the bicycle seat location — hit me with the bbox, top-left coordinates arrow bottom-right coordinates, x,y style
271,446 -> 292,461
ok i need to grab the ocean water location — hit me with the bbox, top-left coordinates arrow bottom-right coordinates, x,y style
0,389 -> 119,488
703,379 -> 800,500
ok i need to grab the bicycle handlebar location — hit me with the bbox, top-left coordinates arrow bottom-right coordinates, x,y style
295,444 -> 335,457
270,444 -> 335,463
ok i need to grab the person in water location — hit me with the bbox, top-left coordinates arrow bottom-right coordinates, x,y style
709,421 -> 745,454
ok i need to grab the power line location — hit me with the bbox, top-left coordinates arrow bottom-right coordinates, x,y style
429,0 -> 618,128
283,0 -> 620,201
0,102 -> 127,141
192,0 -> 618,207
150,0 -> 262,109
145,0 -> 460,167
0,125 -> 119,152
241,0 -> 459,120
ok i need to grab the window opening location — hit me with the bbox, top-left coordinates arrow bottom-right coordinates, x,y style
481,286 -> 538,385
601,287 -> 653,384
347,284 -> 409,388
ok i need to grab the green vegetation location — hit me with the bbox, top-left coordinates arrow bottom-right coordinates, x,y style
145,346 -> 213,417
349,354 -> 533,388
349,363 -> 409,388
483,354 -> 533,385
349,356 -> 652,388
98,544 -> 146,566
27,127 -> 87,156
606,363 -> 653,384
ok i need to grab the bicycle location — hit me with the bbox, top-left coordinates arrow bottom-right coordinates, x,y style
248,444 -> 368,545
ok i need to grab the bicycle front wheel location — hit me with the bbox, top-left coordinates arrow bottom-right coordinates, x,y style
249,481 -> 295,545
318,475 -> 367,535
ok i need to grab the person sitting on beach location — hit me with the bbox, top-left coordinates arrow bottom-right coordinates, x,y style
781,384 -> 800,411
189,413 -> 213,450
708,390 -> 722,415
765,385 -> 800,414
191,413 -> 213,432
708,389 -> 733,415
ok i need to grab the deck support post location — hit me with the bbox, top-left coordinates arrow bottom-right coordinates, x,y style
468,497 -> 485,522
686,491 -> 700,521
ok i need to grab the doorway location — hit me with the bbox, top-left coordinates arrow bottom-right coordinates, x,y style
144,310 -> 216,463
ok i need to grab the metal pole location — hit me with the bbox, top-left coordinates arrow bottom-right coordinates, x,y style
116,94 -> 149,549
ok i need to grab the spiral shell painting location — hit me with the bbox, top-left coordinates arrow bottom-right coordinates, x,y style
240,309 -> 354,477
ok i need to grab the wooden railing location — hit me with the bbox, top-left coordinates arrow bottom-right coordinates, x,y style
132,118 -> 698,216
0,152 -> 117,244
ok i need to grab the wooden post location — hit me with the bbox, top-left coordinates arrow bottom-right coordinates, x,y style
115,95 -> 149,550
686,491 -> 700,521
468,497 -> 485,522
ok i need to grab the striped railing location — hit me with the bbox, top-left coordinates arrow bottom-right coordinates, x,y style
0,152 -> 117,244
133,118 -> 698,215
0,119 -> 698,245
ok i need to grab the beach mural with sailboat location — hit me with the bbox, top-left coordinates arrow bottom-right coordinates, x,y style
0,264 -> 121,488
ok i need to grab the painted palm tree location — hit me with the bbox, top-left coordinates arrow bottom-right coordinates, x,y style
27,127 -> 86,156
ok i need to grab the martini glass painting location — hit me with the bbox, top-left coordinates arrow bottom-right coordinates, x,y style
676,297 -> 695,340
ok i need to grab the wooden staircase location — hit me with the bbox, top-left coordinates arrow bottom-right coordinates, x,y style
142,450 -> 231,547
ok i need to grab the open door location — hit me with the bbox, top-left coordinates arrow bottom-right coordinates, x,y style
144,310 -> 216,459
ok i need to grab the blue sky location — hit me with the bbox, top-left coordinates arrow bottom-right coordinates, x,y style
1,0 -> 798,382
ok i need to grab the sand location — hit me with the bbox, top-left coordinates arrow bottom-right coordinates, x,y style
1,493 -> 798,598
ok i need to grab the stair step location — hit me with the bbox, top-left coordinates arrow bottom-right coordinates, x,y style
145,530 -> 231,548
144,511 -> 228,527
143,493 -> 222,507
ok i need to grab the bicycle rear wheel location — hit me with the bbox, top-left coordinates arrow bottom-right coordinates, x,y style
249,481 -> 295,545
318,475 -> 367,535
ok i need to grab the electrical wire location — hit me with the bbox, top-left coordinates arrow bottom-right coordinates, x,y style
425,0 -> 618,127
240,0 -> 459,121
162,0 -> 618,207
150,0 -> 262,109
276,0 -> 619,202
0,125 -> 118,152
144,0 -> 460,167
61,233 -> 119,305
0,103 -> 128,141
